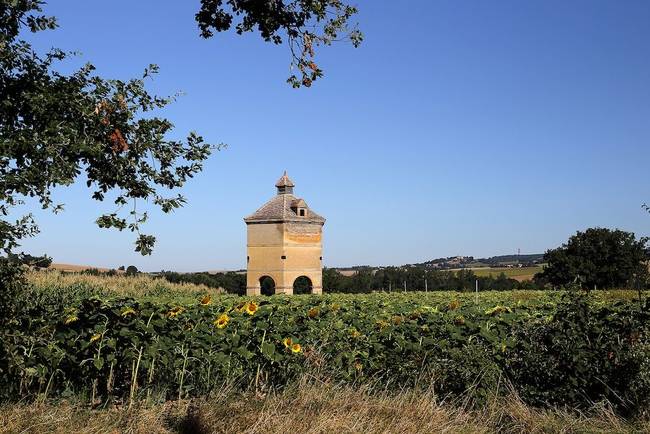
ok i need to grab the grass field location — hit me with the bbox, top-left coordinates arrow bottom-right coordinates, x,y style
1,384 -> 648,434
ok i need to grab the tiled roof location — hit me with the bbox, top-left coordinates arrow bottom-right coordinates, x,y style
275,171 -> 295,188
244,193 -> 325,224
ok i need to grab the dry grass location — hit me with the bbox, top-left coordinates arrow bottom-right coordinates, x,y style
1,384 -> 647,434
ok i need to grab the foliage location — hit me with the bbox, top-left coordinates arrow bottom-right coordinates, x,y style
535,228 -> 649,289
125,265 -> 138,276
195,0 -> 362,88
7,251 -> 51,268
507,292 -> 650,415
0,0 -> 214,255
2,286 -> 649,415
0,258 -> 25,324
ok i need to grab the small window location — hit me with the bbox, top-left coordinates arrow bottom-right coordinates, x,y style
281,255 -> 287,259
247,256 -> 250,262
299,209 -> 305,216
319,256 -> 323,260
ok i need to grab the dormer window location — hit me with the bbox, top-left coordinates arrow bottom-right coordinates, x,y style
291,197 -> 308,218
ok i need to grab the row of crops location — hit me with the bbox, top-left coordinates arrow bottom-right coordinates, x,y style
2,288 -> 650,415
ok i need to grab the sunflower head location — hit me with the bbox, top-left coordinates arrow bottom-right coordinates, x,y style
168,306 -> 184,318
282,337 -> 293,348
245,302 -> 258,315
214,313 -> 230,329
200,295 -> 212,306
291,343 -> 302,354
307,307 -> 319,319
90,333 -> 102,343
63,315 -> 78,325
121,307 -> 136,317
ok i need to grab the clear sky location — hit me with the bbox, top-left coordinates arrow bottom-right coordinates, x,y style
18,0 -> 650,271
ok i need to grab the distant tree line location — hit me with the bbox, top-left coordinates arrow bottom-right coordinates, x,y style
322,267 -> 536,294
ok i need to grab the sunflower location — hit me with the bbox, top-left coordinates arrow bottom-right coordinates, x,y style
64,315 -> 78,325
214,313 -> 230,329
90,333 -> 102,343
307,307 -> 319,319
291,343 -> 302,354
282,337 -> 293,348
245,302 -> 258,315
121,307 -> 136,317
168,306 -> 184,318
234,301 -> 247,313
349,328 -> 361,338
200,295 -> 212,306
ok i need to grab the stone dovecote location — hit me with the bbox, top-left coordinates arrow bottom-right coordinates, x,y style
244,172 -> 325,295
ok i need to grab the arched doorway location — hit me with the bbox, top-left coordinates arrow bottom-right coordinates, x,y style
293,276 -> 313,295
259,276 -> 276,296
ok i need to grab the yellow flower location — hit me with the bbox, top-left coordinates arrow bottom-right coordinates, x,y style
291,343 -> 302,353
64,315 -> 78,325
245,302 -> 258,315
214,313 -> 230,329
391,315 -> 403,325
484,305 -> 512,316
349,328 -> 361,338
283,337 -> 293,348
234,301 -> 247,313
354,361 -> 363,371
90,333 -> 102,343
200,295 -> 212,306
375,319 -> 389,329
448,299 -> 461,310
307,307 -> 319,318
168,306 -> 184,318
121,307 -> 136,317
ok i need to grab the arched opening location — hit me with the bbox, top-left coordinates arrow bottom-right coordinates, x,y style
259,276 -> 276,296
293,276 -> 313,295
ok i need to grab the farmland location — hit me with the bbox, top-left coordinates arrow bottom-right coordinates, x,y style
2,270 -> 648,424
467,266 -> 545,281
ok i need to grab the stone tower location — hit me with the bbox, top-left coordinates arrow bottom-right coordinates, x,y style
244,172 -> 325,296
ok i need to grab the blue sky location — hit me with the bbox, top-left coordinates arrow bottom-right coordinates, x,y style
18,0 -> 650,271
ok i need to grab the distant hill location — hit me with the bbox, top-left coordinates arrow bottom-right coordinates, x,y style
409,253 -> 543,270
335,254 -> 545,274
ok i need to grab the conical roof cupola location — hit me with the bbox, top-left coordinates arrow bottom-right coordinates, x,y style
275,170 -> 295,194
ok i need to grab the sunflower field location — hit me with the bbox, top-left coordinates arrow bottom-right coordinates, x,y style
2,282 -> 650,415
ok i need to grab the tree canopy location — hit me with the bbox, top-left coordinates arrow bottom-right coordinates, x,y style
0,0 -> 361,255
535,228 -> 649,289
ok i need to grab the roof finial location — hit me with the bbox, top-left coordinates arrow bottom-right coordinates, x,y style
275,171 -> 295,194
